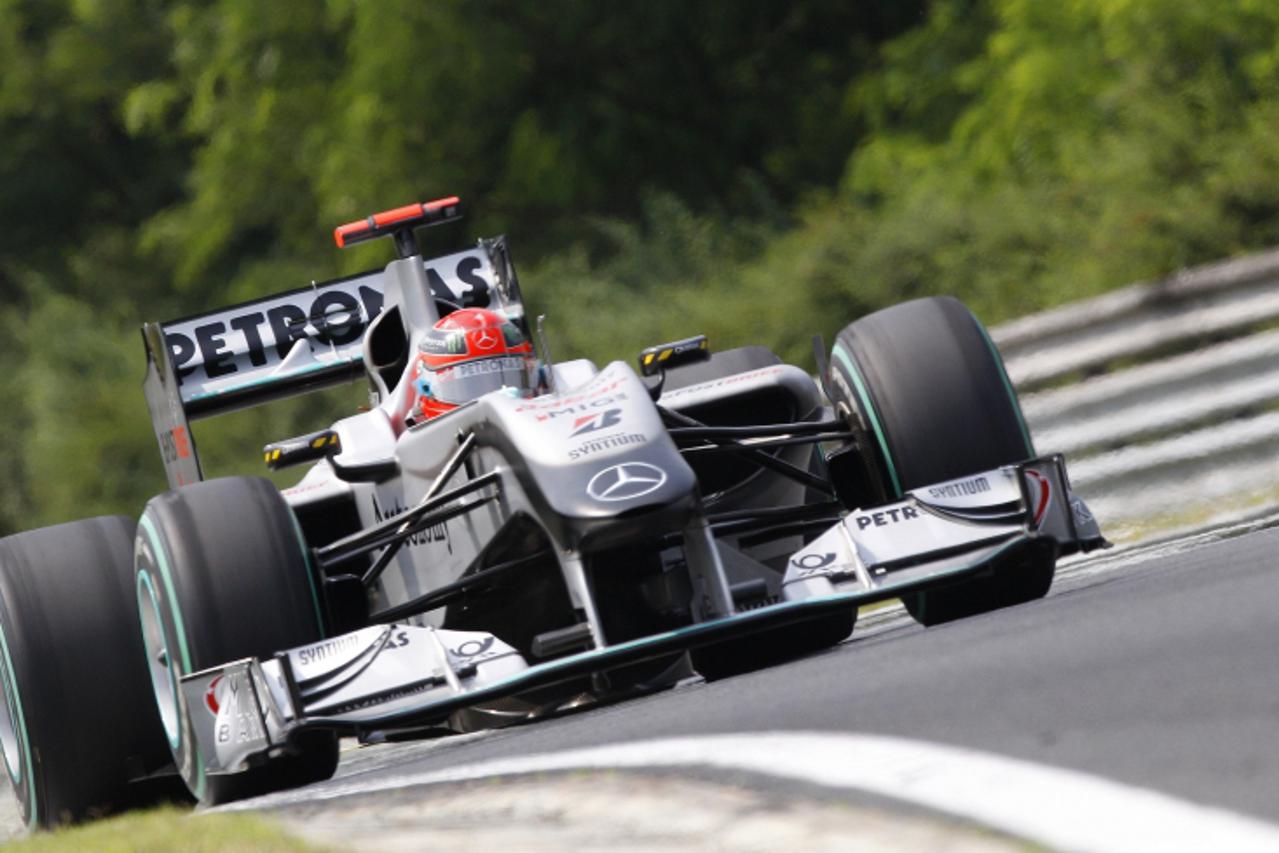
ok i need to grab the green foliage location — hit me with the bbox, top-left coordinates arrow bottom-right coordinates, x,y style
4,0 -> 1279,531
8,805 -> 331,851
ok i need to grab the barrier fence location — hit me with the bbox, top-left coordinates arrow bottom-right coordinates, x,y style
991,247 -> 1279,532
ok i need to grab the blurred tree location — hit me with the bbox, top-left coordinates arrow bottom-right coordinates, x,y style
6,0 -> 1279,532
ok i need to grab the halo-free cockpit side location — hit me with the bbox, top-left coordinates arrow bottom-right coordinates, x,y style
0,197 -> 1107,828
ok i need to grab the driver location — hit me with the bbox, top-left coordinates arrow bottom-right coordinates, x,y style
406,308 -> 538,423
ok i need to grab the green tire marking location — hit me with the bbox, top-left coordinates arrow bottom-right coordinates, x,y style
136,571 -> 182,750
286,504 -> 326,638
831,342 -> 903,496
0,614 -> 36,829
137,512 -> 206,800
974,320 -> 1035,457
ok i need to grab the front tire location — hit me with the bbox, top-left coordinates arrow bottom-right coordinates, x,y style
827,296 -> 1054,626
0,517 -> 182,828
135,477 -> 339,806
691,610 -> 855,681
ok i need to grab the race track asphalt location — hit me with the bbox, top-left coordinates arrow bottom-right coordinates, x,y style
246,523 -> 1279,825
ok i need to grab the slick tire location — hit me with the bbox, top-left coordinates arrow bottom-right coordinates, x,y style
0,516 -> 185,829
827,296 -> 1054,626
135,477 -> 338,806
691,609 -> 855,682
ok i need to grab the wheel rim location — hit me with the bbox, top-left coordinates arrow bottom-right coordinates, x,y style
137,571 -> 182,749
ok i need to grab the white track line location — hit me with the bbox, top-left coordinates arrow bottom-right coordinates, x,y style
224,732 -> 1279,852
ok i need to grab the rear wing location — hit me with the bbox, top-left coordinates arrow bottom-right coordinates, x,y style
142,236 -> 524,488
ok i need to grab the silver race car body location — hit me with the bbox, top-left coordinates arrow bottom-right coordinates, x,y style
139,199 -> 1106,782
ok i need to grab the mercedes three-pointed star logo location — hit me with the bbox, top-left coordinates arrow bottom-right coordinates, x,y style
586,462 -> 667,502
473,328 -> 499,351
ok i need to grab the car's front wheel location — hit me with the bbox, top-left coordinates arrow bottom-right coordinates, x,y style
135,476 -> 339,805
826,296 -> 1055,625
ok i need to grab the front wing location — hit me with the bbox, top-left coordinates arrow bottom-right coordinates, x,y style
180,455 -> 1105,777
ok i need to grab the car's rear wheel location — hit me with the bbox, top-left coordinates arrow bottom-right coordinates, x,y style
135,477 -> 339,806
827,295 -> 1054,625
0,516 -> 184,828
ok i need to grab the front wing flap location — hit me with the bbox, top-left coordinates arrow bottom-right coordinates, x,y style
180,455 -> 1104,777
782,455 -> 1104,600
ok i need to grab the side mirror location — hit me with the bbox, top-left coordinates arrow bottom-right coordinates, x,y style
638,334 -> 710,378
264,429 -> 341,471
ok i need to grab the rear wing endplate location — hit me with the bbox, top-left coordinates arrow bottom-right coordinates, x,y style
142,237 -> 523,489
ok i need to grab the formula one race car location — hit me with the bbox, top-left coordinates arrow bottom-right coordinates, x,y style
0,197 -> 1105,827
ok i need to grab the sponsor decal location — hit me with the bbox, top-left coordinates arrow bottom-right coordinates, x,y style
659,365 -> 785,399
1025,469 -> 1052,527
213,670 -> 266,747
854,505 -> 920,530
382,629 -> 410,651
164,251 -> 493,387
296,633 -> 363,668
1070,494 -> 1094,524
791,552 -> 837,570
438,356 -> 526,380
204,675 -> 223,716
451,637 -> 496,659
587,462 -> 667,502
927,476 -> 991,500
421,332 -> 468,355
514,378 -> 628,415
570,408 -> 623,437
372,494 -> 452,554
522,393 -> 630,423
167,286 -> 383,385
159,425 -> 192,465
295,629 -> 409,669
472,328 -> 500,351
568,432 -> 647,461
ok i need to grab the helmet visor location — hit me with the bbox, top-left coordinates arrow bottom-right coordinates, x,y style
427,355 -> 533,404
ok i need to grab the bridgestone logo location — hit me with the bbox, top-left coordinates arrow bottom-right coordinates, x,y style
928,476 -> 991,499
568,433 -> 647,461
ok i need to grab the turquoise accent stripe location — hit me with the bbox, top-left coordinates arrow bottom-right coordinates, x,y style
138,515 -> 192,673
831,343 -> 903,496
136,571 -> 182,749
975,321 -> 1035,456
0,615 -> 36,828
186,356 -> 362,405
286,506 -> 326,638
137,513 -> 205,799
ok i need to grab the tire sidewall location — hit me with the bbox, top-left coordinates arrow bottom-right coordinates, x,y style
134,511 -> 206,802
0,591 -> 37,829
828,297 -> 1034,499
132,477 -> 335,806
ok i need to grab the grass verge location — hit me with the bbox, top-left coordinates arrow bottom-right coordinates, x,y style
6,806 -> 334,852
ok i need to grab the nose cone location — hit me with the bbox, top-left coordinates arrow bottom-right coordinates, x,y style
479,362 -> 700,547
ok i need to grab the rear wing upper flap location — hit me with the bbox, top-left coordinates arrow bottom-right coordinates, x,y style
143,237 -> 520,489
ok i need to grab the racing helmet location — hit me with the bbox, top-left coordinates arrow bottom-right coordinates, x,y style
409,308 -> 536,421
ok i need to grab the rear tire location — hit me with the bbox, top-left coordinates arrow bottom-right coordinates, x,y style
135,477 -> 339,806
827,296 -> 1054,626
0,516 -> 183,828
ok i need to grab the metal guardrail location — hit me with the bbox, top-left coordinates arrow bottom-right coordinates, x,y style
992,247 -> 1279,530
